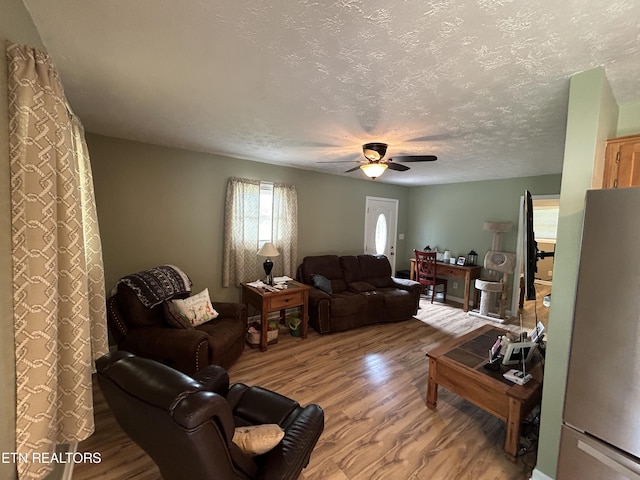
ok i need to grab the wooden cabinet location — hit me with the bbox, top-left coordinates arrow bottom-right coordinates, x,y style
603,134 -> 640,189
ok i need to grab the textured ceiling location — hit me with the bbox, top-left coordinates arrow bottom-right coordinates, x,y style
22,0 -> 640,185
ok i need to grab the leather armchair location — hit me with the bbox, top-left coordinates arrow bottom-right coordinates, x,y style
107,268 -> 247,375
96,351 -> 324,480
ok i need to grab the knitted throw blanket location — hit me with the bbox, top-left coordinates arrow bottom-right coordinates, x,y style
118,265 -> 192,308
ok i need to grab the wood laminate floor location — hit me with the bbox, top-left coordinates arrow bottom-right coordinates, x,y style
73,297 -> 541,480
522,281 -> 551,331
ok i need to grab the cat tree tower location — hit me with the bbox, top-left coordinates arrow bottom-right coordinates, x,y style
469,221 -> 516,323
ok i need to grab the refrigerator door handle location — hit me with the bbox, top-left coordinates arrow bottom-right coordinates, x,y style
578,440 -> 640,479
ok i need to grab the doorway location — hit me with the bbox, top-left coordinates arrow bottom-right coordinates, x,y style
511,194 -> 559,320
364,197 -> 398,274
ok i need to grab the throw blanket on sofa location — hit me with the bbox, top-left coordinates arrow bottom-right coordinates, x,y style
118,265 -> 192,308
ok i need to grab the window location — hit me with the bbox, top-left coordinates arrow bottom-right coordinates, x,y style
533,202 -> 559,243
223,178 -> 298,286
374,213 -> 387,255
258,182 -> 274,248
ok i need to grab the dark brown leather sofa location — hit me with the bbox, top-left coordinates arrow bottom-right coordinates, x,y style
297,254 -> 421,333
97,351 -> 324,480
107,277 -> 247,375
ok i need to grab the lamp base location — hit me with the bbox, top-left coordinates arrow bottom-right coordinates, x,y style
263,258 -> 274,286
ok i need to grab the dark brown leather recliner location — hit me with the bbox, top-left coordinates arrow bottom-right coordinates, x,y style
97,351 -> 324,480
107,267 -> 247,375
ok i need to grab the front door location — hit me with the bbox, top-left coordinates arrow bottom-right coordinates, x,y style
364,197 -> 398,274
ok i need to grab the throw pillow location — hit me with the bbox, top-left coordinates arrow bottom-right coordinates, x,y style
169,288 -> 219,327
232,424 -> 285,456
162,301 -> 194,329
310,274 -> 333,295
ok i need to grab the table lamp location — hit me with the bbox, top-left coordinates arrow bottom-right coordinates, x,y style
257,242 -> 280,285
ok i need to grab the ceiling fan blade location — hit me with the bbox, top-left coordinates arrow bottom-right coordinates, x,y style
405,133 -> 452,143
317,160 -> 360,163
345,166 -> 362,173
386,163 -> 410,172
317,153 -> 362,164
391,155 -> 438,162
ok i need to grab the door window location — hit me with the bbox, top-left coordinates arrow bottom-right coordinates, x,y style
374,213 -> 387,254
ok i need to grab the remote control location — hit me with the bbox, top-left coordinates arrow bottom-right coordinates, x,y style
503,369 -> 532,385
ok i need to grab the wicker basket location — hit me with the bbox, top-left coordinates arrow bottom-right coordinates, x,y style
246,323 -> 278,347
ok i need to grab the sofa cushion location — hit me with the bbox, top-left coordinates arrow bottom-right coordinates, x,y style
329,292 -> 368,316
376,287 -> 412,306
198,317 -> 245,354
310,274 -> 333,295
339,255 -> 361,283
358,255 -> 395,288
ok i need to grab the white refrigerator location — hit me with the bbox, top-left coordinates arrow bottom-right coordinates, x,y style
557,187 -> 640,479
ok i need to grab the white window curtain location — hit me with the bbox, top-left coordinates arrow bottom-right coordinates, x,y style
7,42 -> 108,480
223,177 -> 298,286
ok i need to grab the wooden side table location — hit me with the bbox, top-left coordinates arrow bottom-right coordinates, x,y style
241,280 -> 310,352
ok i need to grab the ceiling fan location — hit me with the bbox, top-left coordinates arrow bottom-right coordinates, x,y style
319,142 -> 437,179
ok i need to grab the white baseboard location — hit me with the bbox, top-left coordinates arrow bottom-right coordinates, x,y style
421,292 -> 466,304
445,293 -> 465,304
531,468 -> 554,480
421,292 -> 479,309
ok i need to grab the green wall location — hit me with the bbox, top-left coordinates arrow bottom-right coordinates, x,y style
617,100 -> 640,137
405,175 -> 561,300
1,3 -> 45,480
534,68 -> 619,479
87,133 -> 411,303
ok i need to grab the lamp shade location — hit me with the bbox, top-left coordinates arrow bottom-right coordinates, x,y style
360,163 -> 388,179
257,242 -> 280,257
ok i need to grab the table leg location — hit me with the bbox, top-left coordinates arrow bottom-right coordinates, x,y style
260,304 -> 269,352
463,272 -> 471,312
426,357 -> 438,409
504,397 -> 522,461
301,291 -> 309,339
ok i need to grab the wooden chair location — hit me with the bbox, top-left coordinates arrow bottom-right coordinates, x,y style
413,250 -> 448,304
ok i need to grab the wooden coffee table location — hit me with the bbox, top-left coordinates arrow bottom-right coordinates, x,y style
426,324 -> 543,461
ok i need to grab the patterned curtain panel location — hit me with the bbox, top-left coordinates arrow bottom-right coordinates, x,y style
272,182 -> 298,278
223,178 -> 261,287
7,43 -> 108,480
223,178 -> 298,286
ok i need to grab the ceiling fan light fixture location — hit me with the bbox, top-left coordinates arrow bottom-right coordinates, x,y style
360,162 -> 388,179
362,142 -> 388,161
